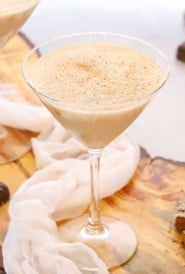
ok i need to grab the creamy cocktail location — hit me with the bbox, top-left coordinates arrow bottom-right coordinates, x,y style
23,33 -> 169,269
0,0 -> 39,48
25,44 -> 162,148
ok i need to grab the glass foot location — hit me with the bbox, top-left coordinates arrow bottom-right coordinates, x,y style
59,214 -> 137,270
0,126 -> 35,164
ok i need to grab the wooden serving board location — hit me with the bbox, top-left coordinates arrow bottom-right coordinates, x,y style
0,34 -> 185,274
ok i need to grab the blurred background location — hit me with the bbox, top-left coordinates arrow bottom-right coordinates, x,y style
22,0 -> 185,161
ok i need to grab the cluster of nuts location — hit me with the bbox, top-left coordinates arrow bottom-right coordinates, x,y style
174,199 -> 185,245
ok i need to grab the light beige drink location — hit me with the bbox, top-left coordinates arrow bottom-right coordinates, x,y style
0,0 -> 39,48
26,44 -> 163,148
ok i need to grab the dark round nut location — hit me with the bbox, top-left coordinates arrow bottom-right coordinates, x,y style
0,266 -> 6,274
0,182 -> 10,206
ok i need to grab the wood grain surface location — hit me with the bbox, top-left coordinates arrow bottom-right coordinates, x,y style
0,34 -> 185,274
0,32 -> 38,164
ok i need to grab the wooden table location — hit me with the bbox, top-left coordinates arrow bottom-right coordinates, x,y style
0,34 -> 185,274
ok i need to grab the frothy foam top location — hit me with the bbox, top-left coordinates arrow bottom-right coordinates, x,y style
27,44 -> 163,109
0,0 -> 34,10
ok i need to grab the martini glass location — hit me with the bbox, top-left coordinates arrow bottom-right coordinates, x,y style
0,0 -> 40,164
22,33 -> 169,270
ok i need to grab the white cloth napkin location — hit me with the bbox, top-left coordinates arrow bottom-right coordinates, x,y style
1,86 -> 140,274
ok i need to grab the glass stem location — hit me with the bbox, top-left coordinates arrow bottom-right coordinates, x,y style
86,148 -> 104,234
